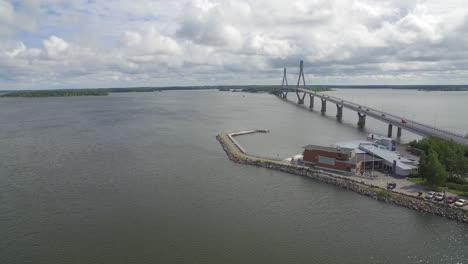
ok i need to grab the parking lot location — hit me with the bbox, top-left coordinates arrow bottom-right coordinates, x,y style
346,171 -> 468,210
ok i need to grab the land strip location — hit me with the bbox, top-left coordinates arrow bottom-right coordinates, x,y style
217,131 -> 468,224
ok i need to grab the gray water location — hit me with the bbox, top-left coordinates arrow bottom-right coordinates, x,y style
1,90 -> 467,264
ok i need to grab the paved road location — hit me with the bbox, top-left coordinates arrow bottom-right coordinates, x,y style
292,88 -> 468,145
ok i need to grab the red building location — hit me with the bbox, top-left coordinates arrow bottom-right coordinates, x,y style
302,145 -> 381,174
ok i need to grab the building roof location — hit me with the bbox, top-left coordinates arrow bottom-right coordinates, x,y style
346,153 -> 382,164
334,140 -> 369,154
359,144 -> 417,170
303,145 -> 354,153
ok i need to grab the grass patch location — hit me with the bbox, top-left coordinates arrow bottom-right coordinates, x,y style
377,190 -> 392,198
438,187 -> 468,196
407,178 -> 468,196
408,177 -> 425,184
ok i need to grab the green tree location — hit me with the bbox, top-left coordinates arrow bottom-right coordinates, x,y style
411,137 -> 468,178
419,150 -> 448,185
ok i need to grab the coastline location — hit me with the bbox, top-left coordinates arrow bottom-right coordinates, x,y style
216,131 -> 468,224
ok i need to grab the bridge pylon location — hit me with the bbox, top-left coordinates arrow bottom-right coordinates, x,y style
295,60 -> 307,104
280,68 -> 289,99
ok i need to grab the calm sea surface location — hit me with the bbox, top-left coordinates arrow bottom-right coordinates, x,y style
1,89 -> 467,264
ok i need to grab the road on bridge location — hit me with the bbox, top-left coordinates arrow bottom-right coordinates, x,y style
294,88 -> 468,145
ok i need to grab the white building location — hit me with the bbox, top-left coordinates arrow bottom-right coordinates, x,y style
335,137 -> 418,176
359,143 -> 418,176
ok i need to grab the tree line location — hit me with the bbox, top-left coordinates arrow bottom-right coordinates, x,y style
410,137 -> 468,194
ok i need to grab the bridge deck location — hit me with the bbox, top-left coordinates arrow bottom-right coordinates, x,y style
290,88 -> 468,145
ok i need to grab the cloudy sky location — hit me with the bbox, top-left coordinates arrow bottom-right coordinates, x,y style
1,0 -> 468,89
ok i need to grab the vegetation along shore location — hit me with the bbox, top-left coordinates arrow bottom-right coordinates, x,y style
1,89 -> 108,98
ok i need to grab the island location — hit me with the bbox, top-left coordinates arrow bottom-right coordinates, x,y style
1,89 -> 109,97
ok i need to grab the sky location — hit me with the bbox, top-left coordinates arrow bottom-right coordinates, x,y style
1,0 -> 468,90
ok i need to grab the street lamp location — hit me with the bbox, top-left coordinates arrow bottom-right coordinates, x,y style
371,145 -> 375,178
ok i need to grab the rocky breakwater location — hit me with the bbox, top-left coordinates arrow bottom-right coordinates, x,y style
216,132 -> 468,224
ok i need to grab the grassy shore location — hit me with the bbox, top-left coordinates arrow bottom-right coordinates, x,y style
1,89 -> 108,98
409,177 -> 468,196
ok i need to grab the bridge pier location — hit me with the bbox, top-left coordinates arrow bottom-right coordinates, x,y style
321,99 -> 327,113
357,113 -> 366,127
297,93 -> 306,104
336,105 -> 343,118
388,124 -> 393,137
309,95 -> 314,109
397,127 -> 402,137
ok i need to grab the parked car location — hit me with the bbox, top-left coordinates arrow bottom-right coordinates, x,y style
434,192 -> 446,201
454,199 -> 467,207
386,182 -> 396,190
445,196 -> 458,204
401,119 -> 407,124
381,114 -> 386,117
425,191 -> 436,200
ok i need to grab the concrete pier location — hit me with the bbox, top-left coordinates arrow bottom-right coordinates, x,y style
388,124 -> 393,137
309,95 -> 314,109
297,93 -> 305,104
357,113 -> 366,127
397,127 -> 402,137
336,105 -> 343,118
321,99 -> 327,113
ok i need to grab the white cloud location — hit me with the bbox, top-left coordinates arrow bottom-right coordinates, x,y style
43,35 -> 69,59
124,27 -> 182,56
1,0 -> 468,89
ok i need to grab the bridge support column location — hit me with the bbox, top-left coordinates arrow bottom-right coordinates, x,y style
336,105 -> 343,118
282,91 -> 288,99
357,113 -> 366,127
321,99 -> 327,113
397,127 -> 402,137
388,124 -> 393,138
297,93 -> 306,104
309,95 -> 314,109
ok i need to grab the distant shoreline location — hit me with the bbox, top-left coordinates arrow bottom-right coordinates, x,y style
1,85 -> 467,96
1,89 -> 108,98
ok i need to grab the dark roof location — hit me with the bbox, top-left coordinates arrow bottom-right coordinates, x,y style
303,145 -> 354,153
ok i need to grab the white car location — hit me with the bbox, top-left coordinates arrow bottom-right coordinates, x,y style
434,193 -> 446,201
454,199 -> 467,207
425,191 -> 436,200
